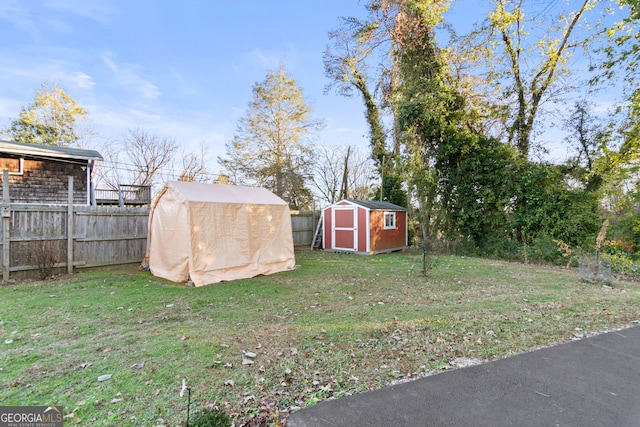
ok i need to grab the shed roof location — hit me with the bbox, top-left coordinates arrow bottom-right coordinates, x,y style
0,140 -> 103,162
343,199 -> 407,211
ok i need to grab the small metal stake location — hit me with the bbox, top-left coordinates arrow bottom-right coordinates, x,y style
186,386 -> 191,427
181,379 -> 191,427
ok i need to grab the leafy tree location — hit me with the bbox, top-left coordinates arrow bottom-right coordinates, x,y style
323,0 -> 631,260
593,0 -> 640,216
214,173 -> 231,185
403,125 -> 438,241
323,11 -> 394,172
371,174 -> 407,207
470,0 -> 606,157
445,30 -> 511,141
563,101 -> 604,173
560,101 -> 612,191
2,82 -> 88,147
600,162 -> 640,258
389,0 -> 463,239
511,162 -> 600,248
436,134 -> 517,246
325,0 -> 466,239
219,64 -> 324,210
598,0 -> 639,91
324,4 -> 410,211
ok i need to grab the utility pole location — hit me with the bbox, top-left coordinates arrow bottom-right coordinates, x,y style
339,146 -> 350,200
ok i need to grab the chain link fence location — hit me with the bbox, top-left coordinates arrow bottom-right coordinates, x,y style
579,254 -> 612,281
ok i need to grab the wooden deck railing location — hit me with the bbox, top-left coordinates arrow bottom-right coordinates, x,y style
94,185 -> 151,207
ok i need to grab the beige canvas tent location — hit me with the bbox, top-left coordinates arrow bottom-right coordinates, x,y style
144,181 -> 295,286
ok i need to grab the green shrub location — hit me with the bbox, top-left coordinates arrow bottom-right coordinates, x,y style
528,235 -> 564,264
601,240 -> 639,277
600,252 -> 638,277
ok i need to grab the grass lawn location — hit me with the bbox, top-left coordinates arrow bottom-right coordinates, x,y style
1,248 -> 639,426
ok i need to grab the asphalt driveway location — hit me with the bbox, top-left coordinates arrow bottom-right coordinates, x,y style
287,324 -> 640,427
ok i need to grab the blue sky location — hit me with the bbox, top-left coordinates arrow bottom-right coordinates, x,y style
0,1 -> 626,179
0,1 -> 381,174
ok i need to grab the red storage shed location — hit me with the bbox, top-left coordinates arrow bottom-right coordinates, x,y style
322,199 -> 408,255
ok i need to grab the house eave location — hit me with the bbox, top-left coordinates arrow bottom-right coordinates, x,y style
0,140 -> 103,162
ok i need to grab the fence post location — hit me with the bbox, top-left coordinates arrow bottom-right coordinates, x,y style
312,200 -> 316,240
2,170 -> 10,281
118,184 -> 124,208
68,176 -> 74,275
91,181 -> 96,208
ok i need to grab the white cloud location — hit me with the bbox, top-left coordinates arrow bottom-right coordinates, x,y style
245,48 -> 282,70
243,47 -> 299,72
43,0 -> 114,24
0,0 -> 38,37
0,61 -> 95,92
167,68 -> 197,96
87,104 -> 229,149
592,100 -> 617,114
67,71 -> 96,90
101,53 -> 161,100
0,0 -> 113,38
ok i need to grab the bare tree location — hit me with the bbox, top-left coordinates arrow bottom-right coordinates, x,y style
94,128 -> 177,190
312,144 -> 375,204
125,128 -> 177,186
312,144 -> 343,203
348,148 -> 376,200
93,136 -> 124,190
178,142 -> 210,182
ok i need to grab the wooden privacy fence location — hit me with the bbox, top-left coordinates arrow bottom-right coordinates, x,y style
291,210 -> 318,247
3,204 -> 149,279
2,207 -> 317,280
0,179 -> 319,281
1,176 -> 149,280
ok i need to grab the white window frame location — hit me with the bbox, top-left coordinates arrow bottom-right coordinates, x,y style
2,157 -> 24,175
383,211 -> 396,230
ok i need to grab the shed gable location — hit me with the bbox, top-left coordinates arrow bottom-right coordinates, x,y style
322,199 -> 407,255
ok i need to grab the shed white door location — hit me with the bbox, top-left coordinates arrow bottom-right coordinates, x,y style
332,206 -> 357,251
